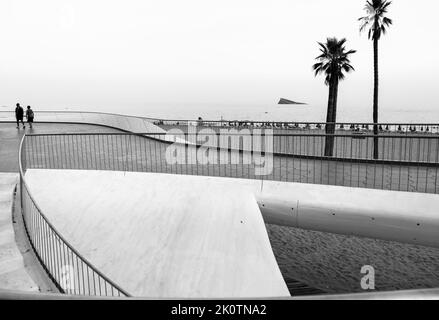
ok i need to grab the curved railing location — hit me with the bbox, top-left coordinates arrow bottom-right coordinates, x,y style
18,135 -> 130,297
21,131 -> 439,193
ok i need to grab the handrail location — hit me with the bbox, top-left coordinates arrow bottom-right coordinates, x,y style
18,134 -> 130,297
21,131 -> 439,167
21,131 -> 439,192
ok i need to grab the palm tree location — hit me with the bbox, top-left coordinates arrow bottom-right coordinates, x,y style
359,0 -> 392,159
313,37 -> 356,156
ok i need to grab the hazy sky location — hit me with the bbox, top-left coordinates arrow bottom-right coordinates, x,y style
1,0 -> 438,120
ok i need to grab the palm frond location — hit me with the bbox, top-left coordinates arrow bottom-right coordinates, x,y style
383,17 -> 392,26
359,0 -> 392,40
312,37 -> 356,84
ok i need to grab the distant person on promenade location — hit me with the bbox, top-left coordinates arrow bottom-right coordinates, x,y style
15,103 -> 25,129
26,106 -> 34,129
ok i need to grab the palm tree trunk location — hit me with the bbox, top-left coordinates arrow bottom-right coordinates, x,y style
324,78 -> 336,157
330,78 -> 339,154
373,38 -> 379,159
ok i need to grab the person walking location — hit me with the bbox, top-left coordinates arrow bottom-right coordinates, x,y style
15,103 -> 25,129
26,106 -> 34,129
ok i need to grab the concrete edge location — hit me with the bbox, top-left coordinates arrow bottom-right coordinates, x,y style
11,181 -> 59,294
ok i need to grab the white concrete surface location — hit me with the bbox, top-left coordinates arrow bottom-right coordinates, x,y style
26,169 -> 439,249
25,169 -> 290,298
0,173 -> 38,292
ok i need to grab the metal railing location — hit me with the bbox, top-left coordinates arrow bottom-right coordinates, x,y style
153,118 -> 439,134
2,110 -> 439,134
21,131 -> 439,194
18,136 -> 130,297
271,133 -> 439,163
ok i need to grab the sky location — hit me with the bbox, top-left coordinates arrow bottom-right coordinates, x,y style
1,0 -> 438,121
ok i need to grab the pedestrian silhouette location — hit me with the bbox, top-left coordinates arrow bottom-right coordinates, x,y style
26,106 -> 34,129
15,103 -> 25,129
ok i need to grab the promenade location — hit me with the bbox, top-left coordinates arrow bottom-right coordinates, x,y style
2,121 -> 439,294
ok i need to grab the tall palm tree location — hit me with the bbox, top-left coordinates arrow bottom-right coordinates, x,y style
359,0 -> 392,159
313,37 -> 356,156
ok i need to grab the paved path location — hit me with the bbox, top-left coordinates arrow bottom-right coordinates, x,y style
0,173 -> 38,291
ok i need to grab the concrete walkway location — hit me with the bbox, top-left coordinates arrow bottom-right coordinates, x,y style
0,173 -> 38,291
2,121 -> 439,295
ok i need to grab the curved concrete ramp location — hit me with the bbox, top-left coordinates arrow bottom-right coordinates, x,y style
25,169 -> 290,298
